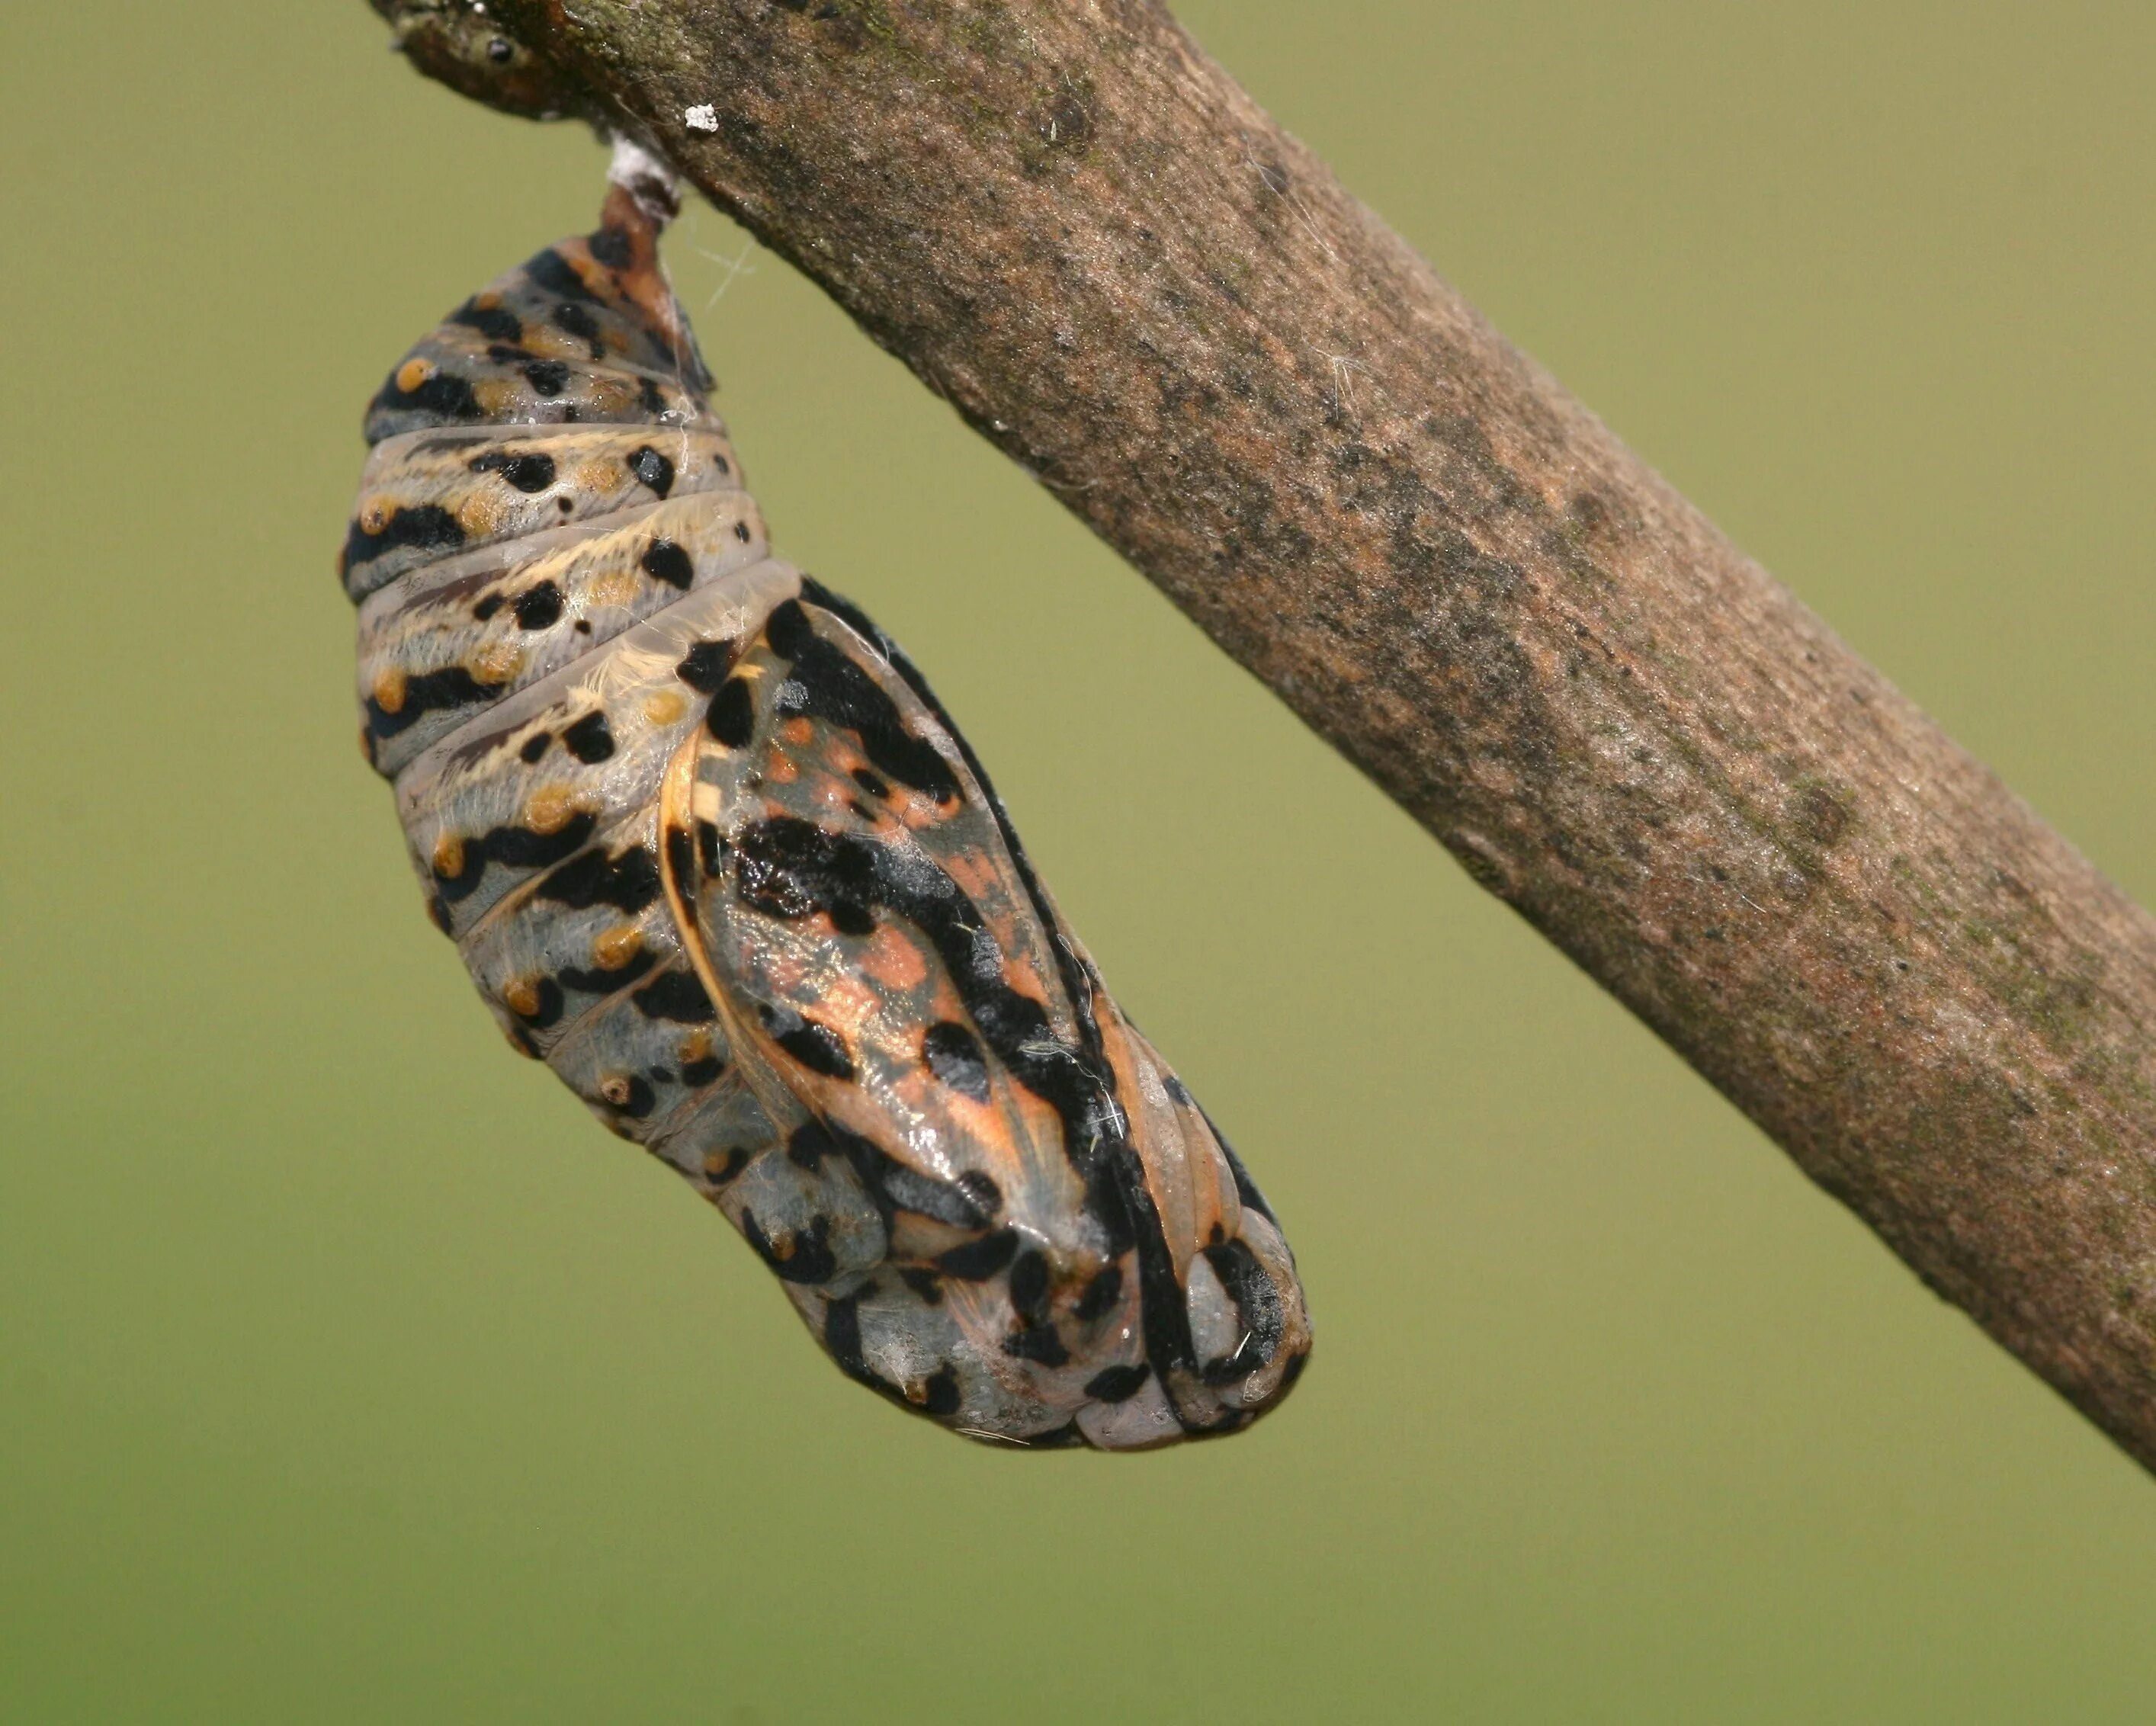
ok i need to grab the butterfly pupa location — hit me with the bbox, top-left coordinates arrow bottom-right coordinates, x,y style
338,154 -> 1311,1448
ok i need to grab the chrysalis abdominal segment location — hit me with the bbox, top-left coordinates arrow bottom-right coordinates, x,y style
340,178 -> 1311,1448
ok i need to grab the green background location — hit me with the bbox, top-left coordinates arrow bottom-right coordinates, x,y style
4,2 -> 2151,1720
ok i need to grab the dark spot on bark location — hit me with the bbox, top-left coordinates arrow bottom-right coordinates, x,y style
1038,91 -> 1092,150
1567,487 -> 1615,535
1793,783 -> 1853,847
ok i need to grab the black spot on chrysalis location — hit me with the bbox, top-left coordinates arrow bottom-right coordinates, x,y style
560,710 -> 615,762
587,225 -> 635,271
706,677 -> 756,746
919,1366 -> 961,1417
342,504 -> 465,576
629,446 -> 675,496
773,1018 -> 855,1080
469,449 -> 557,493
448,298 -> 522,344
539,845 -> 660,914
521,359 -> 572,397
512,581 -> 564,630
1084,1364 -> 1150,1404
675,638 -> 736,692
922,1021 -> 990,1102
338,198 -> 1311,1450
641,539 -> 695,589
634,970 -> 716,1024
743,1211 -> 837,1285
552,301 -> 603,353
938,1229 -> 1018,1281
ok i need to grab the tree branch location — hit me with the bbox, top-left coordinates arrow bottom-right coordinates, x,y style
368,0 -> 2156,1474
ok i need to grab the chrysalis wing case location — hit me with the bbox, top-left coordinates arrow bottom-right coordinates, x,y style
339,165 -> 1311,1448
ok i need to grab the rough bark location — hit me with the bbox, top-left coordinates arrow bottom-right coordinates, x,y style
367,0 -> 2156,1473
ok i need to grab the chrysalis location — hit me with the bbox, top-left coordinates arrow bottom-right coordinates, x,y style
338,152 -> 1311,1448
